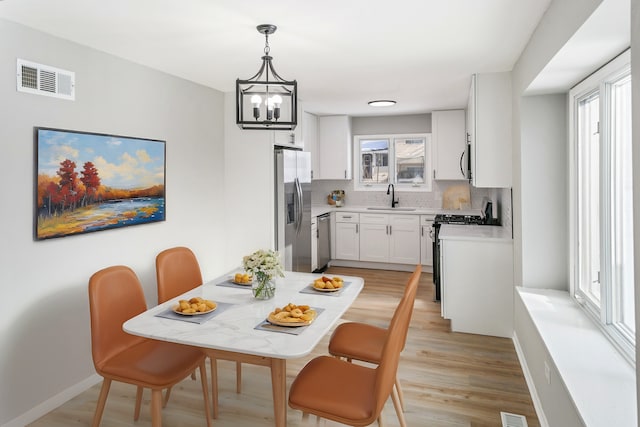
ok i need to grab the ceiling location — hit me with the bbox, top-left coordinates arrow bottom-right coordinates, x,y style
0,0 -> 554,117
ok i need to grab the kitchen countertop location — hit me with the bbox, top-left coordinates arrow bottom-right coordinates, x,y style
311,205 -> 482,218
438,224 -> 512,241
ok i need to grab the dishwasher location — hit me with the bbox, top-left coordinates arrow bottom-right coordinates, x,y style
315,213 -> 331,272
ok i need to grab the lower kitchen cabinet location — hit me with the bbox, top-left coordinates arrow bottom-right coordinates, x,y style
334,212 -> 359,261
420,216 -> 434,267
358,213 -> 420,264
441,237 -> 513,338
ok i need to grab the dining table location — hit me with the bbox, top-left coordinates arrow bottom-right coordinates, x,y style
123,269 -> 364,427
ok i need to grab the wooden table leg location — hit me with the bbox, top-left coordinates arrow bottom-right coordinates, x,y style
270,358 -> 287,427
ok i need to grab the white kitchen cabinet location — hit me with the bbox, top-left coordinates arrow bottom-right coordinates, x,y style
272,101 -> 304,148
432,110 -> 467,180
359,213 -> 420,264
303,111 -> 319,179
334,212 -> 359,261
311,216 -> 318,272
359,214 -> 389,262
318,115 -> 352,180
467,72 -> 512,188
420,216 -> 434,267
441,236 -> 513,337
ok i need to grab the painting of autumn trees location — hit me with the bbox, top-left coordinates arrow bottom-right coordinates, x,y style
36,128 -> 166,240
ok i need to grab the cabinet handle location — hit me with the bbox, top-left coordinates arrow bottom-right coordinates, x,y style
343,215 -> 352,219
356,224 -> 359,233
433,169 -> 436,179
459,150 -> 465,178
421,226 -> 424,237
344,170 -> 347,179
389,225 -> 392,235
311,170 -> 314,179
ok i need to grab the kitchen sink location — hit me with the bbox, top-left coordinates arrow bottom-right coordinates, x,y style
366,207 -> 416,211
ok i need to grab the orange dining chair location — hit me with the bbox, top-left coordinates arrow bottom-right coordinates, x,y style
288,265 -> 420,427
156,246 -> 242,417
327,265 -> 421,426
88,265 -> 211,427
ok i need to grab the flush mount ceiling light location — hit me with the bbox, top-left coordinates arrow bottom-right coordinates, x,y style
236,24 -> 297,130
368,100 -> 396,107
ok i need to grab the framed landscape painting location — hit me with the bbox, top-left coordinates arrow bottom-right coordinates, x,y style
35,127 -> 166,240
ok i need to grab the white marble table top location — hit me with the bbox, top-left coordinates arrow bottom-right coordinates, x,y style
123,270 -> 364,359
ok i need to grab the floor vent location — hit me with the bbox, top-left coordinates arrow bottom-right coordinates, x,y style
16,59 -> 75,100
500,412 -> 528,427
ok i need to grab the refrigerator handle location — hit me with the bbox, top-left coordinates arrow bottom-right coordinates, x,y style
294,178 -> 303,234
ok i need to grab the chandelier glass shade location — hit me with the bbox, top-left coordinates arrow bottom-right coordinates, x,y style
236,24 -> 297,130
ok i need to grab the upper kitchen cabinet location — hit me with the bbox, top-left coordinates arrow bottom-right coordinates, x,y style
317,115 -> 352,180
432,110 -> 467,180
467,72 -> 512,188
272,100 -> 304,148
303,111 -> 319,179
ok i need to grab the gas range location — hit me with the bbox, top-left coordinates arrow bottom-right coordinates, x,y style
434,213 -> 484,225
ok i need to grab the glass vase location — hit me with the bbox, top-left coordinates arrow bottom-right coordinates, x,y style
252,274 -> 276,300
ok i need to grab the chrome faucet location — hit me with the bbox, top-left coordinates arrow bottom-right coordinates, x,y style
386,184 -> 399,208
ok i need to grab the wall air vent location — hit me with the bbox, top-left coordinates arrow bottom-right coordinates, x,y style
16,59 -> 75,100
500,412 -> 528,427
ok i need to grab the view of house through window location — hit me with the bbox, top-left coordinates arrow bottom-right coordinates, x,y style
571,49 -> 635,360
354,134 -> 431,190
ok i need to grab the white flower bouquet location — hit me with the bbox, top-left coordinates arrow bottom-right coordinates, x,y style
242,249 -> 284,299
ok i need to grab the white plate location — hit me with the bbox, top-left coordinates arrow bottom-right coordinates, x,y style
173,303 -> 217,316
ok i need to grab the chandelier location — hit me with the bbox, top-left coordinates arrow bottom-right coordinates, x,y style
236,24 -> 297,130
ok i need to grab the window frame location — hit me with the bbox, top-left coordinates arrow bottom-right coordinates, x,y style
568,49 -> 635,363
353,133 -> 432,191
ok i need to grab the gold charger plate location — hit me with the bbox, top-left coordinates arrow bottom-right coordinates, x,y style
312,285 -> 341,292
267,310 -> 317,327
173,302 -> 217,316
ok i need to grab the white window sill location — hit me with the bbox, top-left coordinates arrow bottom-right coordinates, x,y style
516,287 -> 636,426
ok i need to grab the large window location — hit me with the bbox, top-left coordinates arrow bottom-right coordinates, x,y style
354,134 -> 432,190
570,50 -> 634,361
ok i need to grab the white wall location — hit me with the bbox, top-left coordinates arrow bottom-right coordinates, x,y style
511,0 -> 603,286
520,94 -> 568,290
0,19 -> 228,426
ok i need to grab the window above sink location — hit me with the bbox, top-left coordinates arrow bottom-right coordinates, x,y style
353,133 -> 433,192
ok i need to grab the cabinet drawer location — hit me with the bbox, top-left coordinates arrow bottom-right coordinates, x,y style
389,215 -> 419,227
359,213 -> 389,224
420,215 -> 435,225
335,212 -> 359,223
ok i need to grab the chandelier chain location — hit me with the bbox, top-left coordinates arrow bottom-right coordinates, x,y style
264,33 -> 270,55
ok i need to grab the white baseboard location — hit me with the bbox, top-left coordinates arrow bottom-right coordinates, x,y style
2,374 -> 101,427
512,332 -> 549,427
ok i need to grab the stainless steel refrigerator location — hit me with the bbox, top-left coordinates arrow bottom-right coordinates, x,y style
274,148 -> 312,272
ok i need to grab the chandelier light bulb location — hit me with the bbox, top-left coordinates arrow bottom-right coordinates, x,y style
271,95 -> 283,120
251,95 -> 262,120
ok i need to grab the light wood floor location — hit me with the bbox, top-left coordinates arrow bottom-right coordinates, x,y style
29,267 -> 539,427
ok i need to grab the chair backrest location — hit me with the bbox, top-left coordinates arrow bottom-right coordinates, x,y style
156,246 -> 203,304
372,265 -> 421,419
88,265 -> 147,372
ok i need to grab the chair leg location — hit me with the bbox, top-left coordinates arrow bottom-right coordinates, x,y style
236,361 -> 242,393
163,386 -> 172,408
91,378 -> 111,427
191,370 -> 197,380
150,389 -> 163,427
199,362 -> 212,427
134,386 -> 143,420
391,385 -> 407,427
394,377 -> 405,411
210,357 -> 218,419
377,409 -> 385,427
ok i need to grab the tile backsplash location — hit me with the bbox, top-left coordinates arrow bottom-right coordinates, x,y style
312,180 -> 496,210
